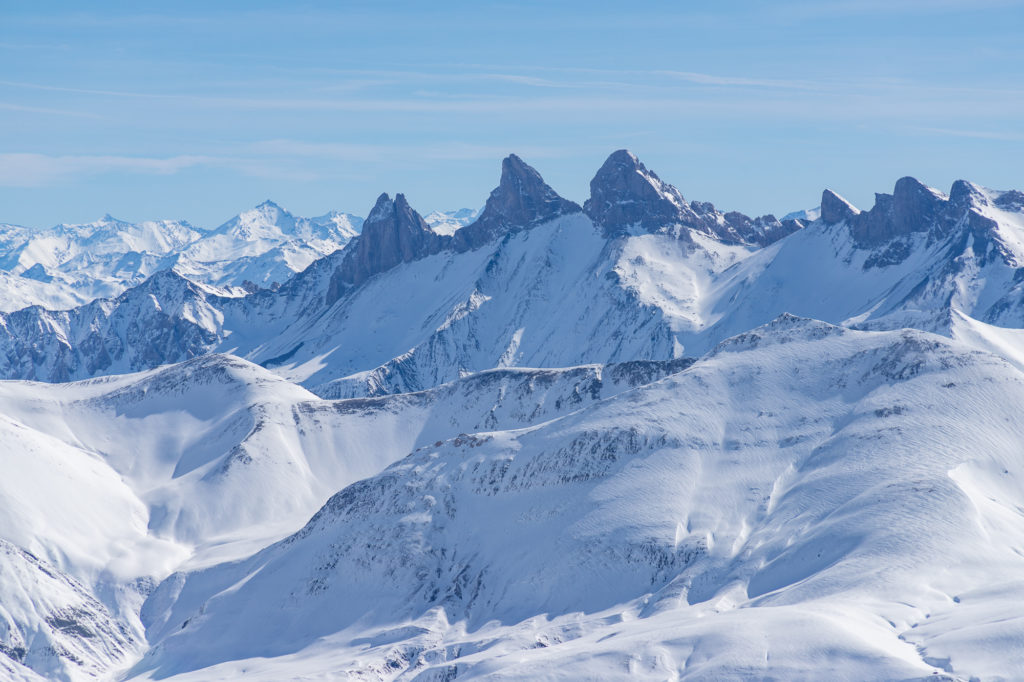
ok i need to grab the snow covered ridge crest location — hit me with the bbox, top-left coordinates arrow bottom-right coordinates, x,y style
0,201 -> 362,312
0,150 -> 1023,391
819,176 -> 1024,269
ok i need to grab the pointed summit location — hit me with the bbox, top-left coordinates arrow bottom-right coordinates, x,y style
819,189 -> 859,225
453,154 -> 580,251
333,192 -> 444,289
949,179 -> 986,209
583,149 -> 692,236
582,149 -> 802,246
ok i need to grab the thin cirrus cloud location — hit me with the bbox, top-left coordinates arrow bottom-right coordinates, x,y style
5,68 -> 1020,122
916,127 -> 1024,143
247,140 -> 571,163
0,142 -> 572,189
0,101 -> 104,118
0,153 -> 220,187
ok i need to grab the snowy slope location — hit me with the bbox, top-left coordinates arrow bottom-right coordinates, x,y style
128,317 -> 1024,680
0,351 -> 676,680
0,217 -> 200,311
173,201 -> 360,289
259,214 -> 747,396
0,204 -> 361,312
424,208 -> 480,236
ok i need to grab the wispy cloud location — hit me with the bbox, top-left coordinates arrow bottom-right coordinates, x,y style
916,127 -> 1024,142
0,102 -> 104,118
654,70 -> 819,90
248,139 -> 568,163
0,153 -> 218,187
0,143 -> 575,189
775,0 -> 1021,17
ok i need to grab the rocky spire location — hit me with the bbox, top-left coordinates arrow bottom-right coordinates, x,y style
849,177 -> 947,247
583,149 -> 693,237
583,149 -> 801,246
332,192 -> 444,290
453,154 -> 581,251
819,189 -> 859,225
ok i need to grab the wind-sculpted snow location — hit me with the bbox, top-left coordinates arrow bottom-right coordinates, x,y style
130,319 -> 1024,680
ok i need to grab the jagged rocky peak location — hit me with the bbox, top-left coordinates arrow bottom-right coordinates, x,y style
949,179 -> 988,209
849,176 -> 948,247
819,189 -> 859,225
584,149 -> 690,237
584,149 -> 801,246
453,154 -> 581,250
333,192 -> 444,289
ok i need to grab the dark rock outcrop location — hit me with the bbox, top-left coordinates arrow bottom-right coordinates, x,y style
849,177 -> 948,248
333,193 -> 444,289
583,149 -> 691,237
820,189 -> 859,225
584,149 -> 801,246
719,212 -> 804,247
822,177 -> 1022,270
327,156 -> 580,304
453,154 -> 581,251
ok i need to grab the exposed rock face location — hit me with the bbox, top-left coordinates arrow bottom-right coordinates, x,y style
820,177 -> 1021,272
719,211 -> 804,247
334,193 -> 444,288
949,179 -> 986,209
584,149 -> 691,237
820,189 -> 860,225
328,156 -> 580,303
453,154 -> 581,251
0,269 -> 223,382
850,177 -> 948,247
584,149 -> 801,246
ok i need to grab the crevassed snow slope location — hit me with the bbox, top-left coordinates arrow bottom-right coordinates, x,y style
132,316 -> 1024,681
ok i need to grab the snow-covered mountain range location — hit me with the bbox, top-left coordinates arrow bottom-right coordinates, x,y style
2,149 -> 1024,680
0,202 -> 361,311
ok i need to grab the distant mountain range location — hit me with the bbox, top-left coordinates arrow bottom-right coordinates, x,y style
1,150 -> 1022,393
0,202 -> 362,311
3,150 -> 1024,681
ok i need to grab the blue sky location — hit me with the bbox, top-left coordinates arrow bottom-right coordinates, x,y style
2,0 -> 1022,228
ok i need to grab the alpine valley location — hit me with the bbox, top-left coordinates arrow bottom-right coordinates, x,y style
3,150 -> 1024,681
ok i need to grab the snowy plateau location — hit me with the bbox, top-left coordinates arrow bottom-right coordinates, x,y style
2,150 -> 1024,680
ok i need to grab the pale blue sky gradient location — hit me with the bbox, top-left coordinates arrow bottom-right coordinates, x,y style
2,0 -> 1022,227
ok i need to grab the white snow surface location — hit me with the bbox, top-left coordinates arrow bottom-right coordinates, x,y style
4,177 -> 1024,679
2,319 -> 1024,679
424,208 -> 481,236
0,203 -> 361,311
125,319 -> 1024,680
0,352 -> 683,680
